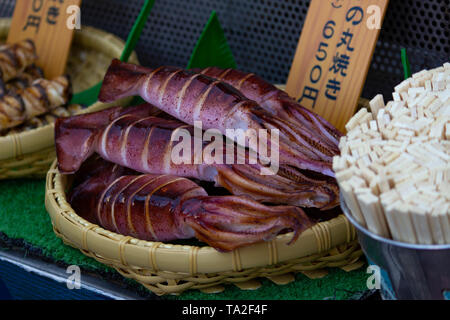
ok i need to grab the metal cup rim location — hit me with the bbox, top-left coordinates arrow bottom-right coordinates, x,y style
340,194 -> 450,251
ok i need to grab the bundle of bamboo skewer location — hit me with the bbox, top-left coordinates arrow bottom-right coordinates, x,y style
334,62 -> 450,245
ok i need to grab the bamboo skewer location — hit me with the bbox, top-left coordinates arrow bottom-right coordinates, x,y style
334,62 -> 450,244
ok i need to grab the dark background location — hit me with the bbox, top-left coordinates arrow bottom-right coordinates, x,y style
0,0 -> 448,101
0,278 -> 11,300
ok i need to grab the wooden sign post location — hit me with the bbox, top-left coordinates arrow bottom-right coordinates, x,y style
7,0 -> 81,79
286,0 -> 389,132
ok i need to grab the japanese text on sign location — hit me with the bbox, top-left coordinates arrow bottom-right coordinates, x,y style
298,6 -> 364,108
8,0 -> 82,78
23,0 -> 65,33
286,0 -> 388,132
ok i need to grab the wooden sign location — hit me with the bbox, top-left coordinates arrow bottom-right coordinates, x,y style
7,0 -> 81,79
286,0 -> 389,132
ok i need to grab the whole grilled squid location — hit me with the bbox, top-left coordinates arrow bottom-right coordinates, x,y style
70,157 -> 314,252
56,104 -> 338,209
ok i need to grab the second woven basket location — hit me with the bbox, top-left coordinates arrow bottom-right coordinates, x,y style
0,18 -> 139,179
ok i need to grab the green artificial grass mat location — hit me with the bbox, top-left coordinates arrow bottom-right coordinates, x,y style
0,178 -> 369,300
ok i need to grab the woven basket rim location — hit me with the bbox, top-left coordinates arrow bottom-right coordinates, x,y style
0,17 -> 139,161
45,159 -> 357,275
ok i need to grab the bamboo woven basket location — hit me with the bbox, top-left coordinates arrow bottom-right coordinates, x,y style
45,160 -> 364,295
0,18 -> 139,179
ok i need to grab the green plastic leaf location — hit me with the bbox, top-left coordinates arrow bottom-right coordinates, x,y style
187,10 -> 237,70
401,48 -> 412,80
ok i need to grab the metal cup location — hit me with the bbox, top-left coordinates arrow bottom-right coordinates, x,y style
341,195 -> 450,300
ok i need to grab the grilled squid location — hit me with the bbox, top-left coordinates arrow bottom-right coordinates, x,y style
56,104 -> 339,209
69,158 -> 314,252
0,75 -> 71,130
98,59 -> 336,178
0,64 -> 44,97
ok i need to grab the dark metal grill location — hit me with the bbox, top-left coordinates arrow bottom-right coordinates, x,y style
1,0 -> 448,101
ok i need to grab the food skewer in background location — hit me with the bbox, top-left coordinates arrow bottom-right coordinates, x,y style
0,39 -> 37,82
55,104 -> 339,209
70,157 -> 314,252
0,75 -> 71,131
98,59 -> 337,178
0,64 -> 44,97
3,103 -> 82,135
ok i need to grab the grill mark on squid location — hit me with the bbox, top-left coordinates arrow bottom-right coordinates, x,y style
120,118 -> 149,167
236,72 -> 255,91
142,66 -> 164,102
180,186 -> 206,201
97,175 -> 128,228
193,80 -> 221,122
223,100 -> 249,121
141,125 -> 156,172
100,114 -> 132,159
259,89 -> 280,106
216,68 -> 233,81
125,175 -> 164,236
199,67 -> 212,75
111,176 -> 146,233
144,176 -> 185,239
158,69 -> 182,106
176,73 -> 200,117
